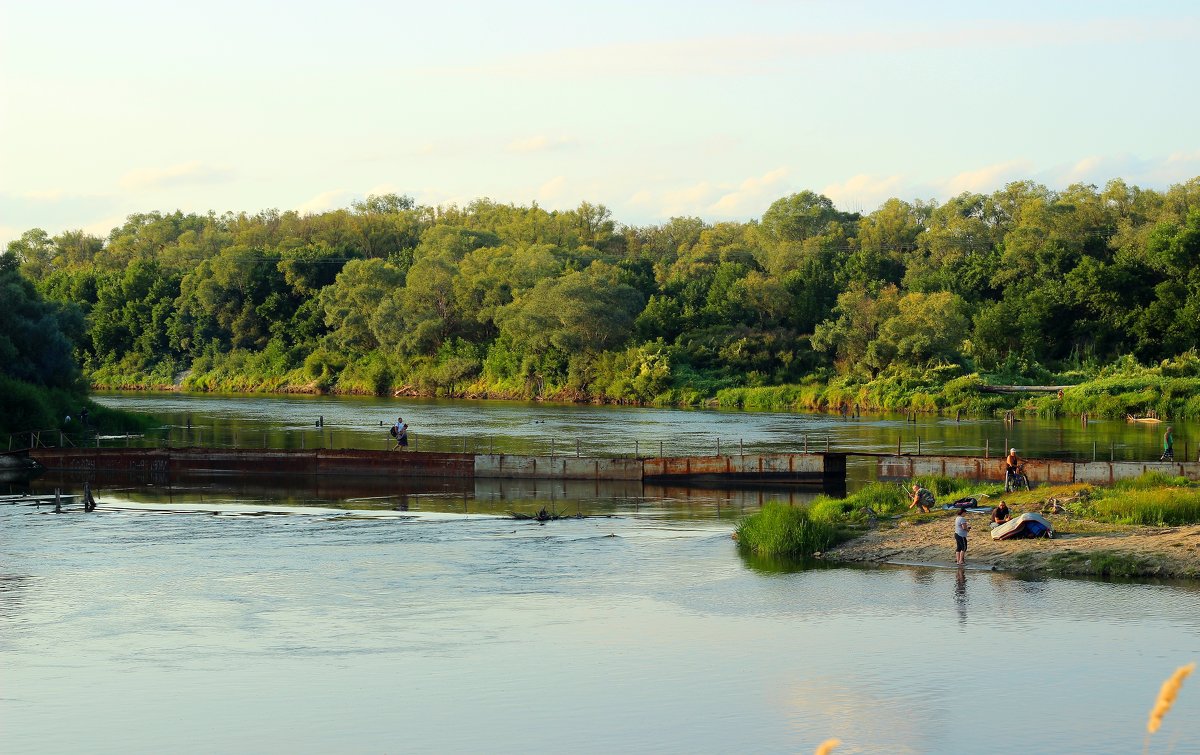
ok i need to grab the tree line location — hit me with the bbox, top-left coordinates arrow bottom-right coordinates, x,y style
4,178 -> 1200,409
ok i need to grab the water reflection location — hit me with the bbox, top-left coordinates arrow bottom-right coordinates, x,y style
92,392 -> 1200,480
955,567 -> 967,626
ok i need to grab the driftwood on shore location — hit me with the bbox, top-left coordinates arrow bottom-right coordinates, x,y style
977,385 -> 1071,394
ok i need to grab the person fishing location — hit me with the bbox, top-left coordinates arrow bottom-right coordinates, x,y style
909,483 -> 935,513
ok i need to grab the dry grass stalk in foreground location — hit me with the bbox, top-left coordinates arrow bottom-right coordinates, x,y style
814,738 -> 840,755
1147,662 -> 1195,734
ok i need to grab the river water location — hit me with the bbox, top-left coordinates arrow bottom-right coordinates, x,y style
3,394 -> 1198,753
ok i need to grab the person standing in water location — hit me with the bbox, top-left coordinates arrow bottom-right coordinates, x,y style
1161,426 -> 1174,461
954,508 -> 971,566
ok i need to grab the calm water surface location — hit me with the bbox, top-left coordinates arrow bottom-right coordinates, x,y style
90,392 -> 1200,487
3,395 -> 1197,753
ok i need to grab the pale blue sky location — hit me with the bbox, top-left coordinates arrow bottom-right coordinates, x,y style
2,0 -> 1198,245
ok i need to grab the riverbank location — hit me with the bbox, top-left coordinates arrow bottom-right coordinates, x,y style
737,474 -> 1200,579
826,515 -> 1200,579
89,352 -> 1200,421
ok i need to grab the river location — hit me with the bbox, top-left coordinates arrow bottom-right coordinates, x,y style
2,394 -> 1197,753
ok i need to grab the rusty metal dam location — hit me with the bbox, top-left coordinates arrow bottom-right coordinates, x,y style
22,447 -> 1200,489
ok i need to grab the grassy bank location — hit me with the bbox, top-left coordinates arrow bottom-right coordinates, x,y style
717,354 -> 1200,420
85,349 -> 1200,422
740,472 -> 1200,576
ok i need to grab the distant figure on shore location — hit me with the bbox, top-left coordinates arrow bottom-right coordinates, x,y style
1161,426 -> 1174,461
954,508 -> 971,566
390,416 -> 409,451
990,500 -> 1011,528
909,483 -> 934,513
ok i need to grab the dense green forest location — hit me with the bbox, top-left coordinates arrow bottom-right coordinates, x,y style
0,252 -> 92,434
5,178 -> 1200,418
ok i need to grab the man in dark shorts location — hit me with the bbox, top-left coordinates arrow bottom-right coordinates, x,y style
954,509 -> 971,566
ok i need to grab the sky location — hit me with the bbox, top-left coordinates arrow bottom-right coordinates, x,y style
1,0 -> 1198,246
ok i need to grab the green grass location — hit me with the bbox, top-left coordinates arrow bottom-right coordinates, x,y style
1044,550 -> 1166,578
735,502 -> 841,558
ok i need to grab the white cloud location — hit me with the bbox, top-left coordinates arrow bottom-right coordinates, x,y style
536,176 -> 568,203
506,135 -> 578,154
939,160 -> 1034,196
438,18 -> 1200,80
659,181 -> 721,217
80,213 -> 130,238
708,167 -> 789,215
119,161 -> 234,191
821,174 -> 905,211
295,189 -> 353,214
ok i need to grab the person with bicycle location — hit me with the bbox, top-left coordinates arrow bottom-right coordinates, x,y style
1003,448 -> 1024,492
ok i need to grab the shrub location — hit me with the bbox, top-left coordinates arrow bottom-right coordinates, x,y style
736,502 -> 839,558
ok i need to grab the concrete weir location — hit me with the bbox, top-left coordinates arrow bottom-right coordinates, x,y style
27,448 -> 846,486
877,454 -> 1200,485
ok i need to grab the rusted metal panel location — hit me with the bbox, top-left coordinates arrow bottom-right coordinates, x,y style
642,453 -> 829,483
473,454 -> 642,481
878,456 -> 915,479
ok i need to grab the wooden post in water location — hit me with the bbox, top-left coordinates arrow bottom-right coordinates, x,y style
897,435 -> 901,456
551,438 -> 556,457
1093,441 -> 1096,461
804,435 -> 808,454
634,440 -> 638,458
739,438 -> 744,455
715,438 -> 720,456
660,440 -> 663,458
1110,442 -> 1114,461
917,436 -> 921,455
985,438 -> 989,458
575,439 -> 580,457
826,436 -> 830,453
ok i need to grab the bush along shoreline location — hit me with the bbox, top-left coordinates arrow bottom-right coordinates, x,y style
88,351 -> 1200,424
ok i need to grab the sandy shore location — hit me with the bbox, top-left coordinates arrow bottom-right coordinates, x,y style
826,512 -> 1200,579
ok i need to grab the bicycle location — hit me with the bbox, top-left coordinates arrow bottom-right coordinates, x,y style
1005,464 -> 1030,492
